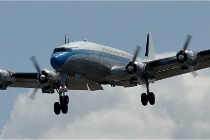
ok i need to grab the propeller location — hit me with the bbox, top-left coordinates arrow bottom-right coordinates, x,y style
29,56 -> 44,100
184,35 -> 198,77
178,35 -> 198,77
132,45 -> 141,66
31,56 -> 41,76
178,35 -> 192,61
127,46 -> 141,72
183,34 -> 192,51
29,82 -> 40,100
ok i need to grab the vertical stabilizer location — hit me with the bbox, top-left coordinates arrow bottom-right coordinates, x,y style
145,32 -> 155,60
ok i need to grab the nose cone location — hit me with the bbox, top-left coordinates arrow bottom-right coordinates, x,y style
50,54 -> 67,70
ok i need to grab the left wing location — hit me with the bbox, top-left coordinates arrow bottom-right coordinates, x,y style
107,34 -> 210,87
145,49 -> 210,81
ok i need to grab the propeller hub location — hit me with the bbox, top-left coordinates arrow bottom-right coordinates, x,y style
127,66 -> 134,72
178,54 -> 185,61
40,75 -> 46,81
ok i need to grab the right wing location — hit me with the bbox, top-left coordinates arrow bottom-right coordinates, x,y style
0,70 -> 103,92
10,72 -> 38,88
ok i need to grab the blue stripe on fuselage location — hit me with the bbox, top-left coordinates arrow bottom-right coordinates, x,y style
50,49 -> 131,70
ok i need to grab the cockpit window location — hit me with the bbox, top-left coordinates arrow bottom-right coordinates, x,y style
53,47 -> 73,53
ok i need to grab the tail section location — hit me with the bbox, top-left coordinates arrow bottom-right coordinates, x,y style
145,32 -> 155,60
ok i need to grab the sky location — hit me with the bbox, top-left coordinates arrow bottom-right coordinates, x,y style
1,1 -> 210,139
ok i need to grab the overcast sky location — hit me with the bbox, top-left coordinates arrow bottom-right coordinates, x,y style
1,1 -> 210,139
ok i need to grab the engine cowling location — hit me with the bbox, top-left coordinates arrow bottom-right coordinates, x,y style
0,69 -> 10,80
134,61 -> 146,76
39,69 -> 60,84
126,61 -> 146,76
0,69 -> 15,89
176,50 -> 199,70
37,69 -> 60,93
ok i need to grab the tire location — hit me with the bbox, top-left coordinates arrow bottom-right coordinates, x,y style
54,102 -> 61,115
61,104 -> 68,114
141,93 -> 148,106
64,95 -> 69,104
148,92 -> 155,105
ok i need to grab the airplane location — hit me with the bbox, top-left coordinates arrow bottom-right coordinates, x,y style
0,32 -> 210,115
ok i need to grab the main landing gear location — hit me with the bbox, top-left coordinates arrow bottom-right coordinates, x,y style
54,73 -> 69,115
54,85 -> 69,115
141,79 -> 155,106
54,92 -> 69,115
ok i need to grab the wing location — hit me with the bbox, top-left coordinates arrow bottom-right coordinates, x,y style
3,72 -> 103,91
10,72 -> 38,88
145,49 -> 210,81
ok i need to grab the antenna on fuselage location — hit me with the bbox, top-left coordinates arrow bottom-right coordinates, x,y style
68,39 -> 69,44
65,34 -> 67,44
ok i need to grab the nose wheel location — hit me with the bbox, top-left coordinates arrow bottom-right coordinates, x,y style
141,79 -> 155,106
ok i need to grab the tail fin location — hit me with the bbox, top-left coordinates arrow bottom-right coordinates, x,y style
145,32 -> 155,60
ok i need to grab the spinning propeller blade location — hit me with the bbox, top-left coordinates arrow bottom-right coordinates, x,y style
183,34 -> 192,51
132,45 -> 141,66
31,56 -> 41,75
182,35 -> 198,77
30,56 -> 42,100
29,82 -> 40,100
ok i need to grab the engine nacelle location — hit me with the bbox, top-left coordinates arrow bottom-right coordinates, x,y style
134,61 -> 146,76
0,69 -> 10,80
0,69 -> 15,90
40,69 -> 60,84
38,69 -> 60,93
126,61 -> 146,76
176,50 -> 199,70
42,69 -> 59,80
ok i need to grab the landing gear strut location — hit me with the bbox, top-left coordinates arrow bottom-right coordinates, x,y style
141,79 -> 155,106
54,72 -> 69,115
54,91 -> 69,115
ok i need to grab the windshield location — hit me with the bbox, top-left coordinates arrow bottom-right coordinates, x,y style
53,47 -> 72,53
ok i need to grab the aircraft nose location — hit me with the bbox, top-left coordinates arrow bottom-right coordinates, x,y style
50,54 -> 66,70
